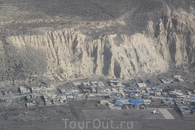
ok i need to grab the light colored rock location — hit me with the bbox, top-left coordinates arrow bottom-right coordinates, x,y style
1,2 -> 195,82
4,28 -> 169,80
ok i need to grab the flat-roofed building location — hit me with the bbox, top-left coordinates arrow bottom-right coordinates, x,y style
77,93 -> 86,99
142,93 -> 150,99
110,79 -> 125,88
161,79 -> 173,84
124,89 -> 133,94
66,94 -> 74,99
87,93 -> 96,99
137,82 -> 147,88
153,88 -> 162,92
176,78 -> 184,82
19,86 -> 31,94
173,75 -> 181,78
132,87 -> 140,92
90,81 -> 104,87
162,98 -> 174,104
178,105 -> 191,115
31,86 -> 54,94
26,102 -> 36,108
169,90 -> 183,97
142,99 -> 152,105
111,88 -> 119,93
59,86 -> 79,95
147,89 -> 155,96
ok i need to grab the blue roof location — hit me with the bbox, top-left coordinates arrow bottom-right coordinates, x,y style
148,90 -> 155,93
110,94 -> 116,96
152,86 -> 158,88
124,89 -> 133,92
115,100 -> 123,106
191,95 -> 195,97
133,88 -> 138,90
66,94 -> 73,96
115,97 -> 121,100
115,100 -> 123,104
131,103 -> 140,106
192,109 -> 195,113
129,99 -> 144,103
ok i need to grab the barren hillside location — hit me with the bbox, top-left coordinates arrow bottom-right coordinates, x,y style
0,0 -> 195,85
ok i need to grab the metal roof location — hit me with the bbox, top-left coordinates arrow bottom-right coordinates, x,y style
192,109 -> 195,113
66,94 -> 73,96
129,99 -> 143,103
115,100 -> 123,104
115,97 -> 122,100
133,88 -> 138,90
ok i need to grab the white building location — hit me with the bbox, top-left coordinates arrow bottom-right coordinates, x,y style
19,86 -> 31,94
173,75 -> 181,78
110,79 -> 125,88
31,86 -> 54,94
161,79 -> 173,84
176,78 -> 184,82
142,99 -> 152,105
90,81 -> 105,87
87,93 -> 96,99
137,82 -> 147,88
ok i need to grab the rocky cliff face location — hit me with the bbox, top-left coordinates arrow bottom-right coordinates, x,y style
4,29 -> 169,80
0,0 -> 195,83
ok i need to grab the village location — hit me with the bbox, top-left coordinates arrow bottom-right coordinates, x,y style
1,73 -> 195,121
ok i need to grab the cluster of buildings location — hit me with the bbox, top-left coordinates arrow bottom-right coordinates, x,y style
1,74 -> 195,120
66,76 -> 195,114
43,94 -> 67,106
13,85 -> 67,107
68,79 -> 167,109
18,86 -> 55,94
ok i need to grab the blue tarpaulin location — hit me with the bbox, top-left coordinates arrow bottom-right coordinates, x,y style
129,99 -> 144,106
129,99 -> 143,103
192,109 -> 195,113
66,94 -> 73,96
115,97 -> 121,100
133,88 -> 138,90
115,100 -> 123,103
110,94 -> 116,97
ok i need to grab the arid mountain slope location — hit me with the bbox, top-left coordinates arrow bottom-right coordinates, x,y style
0,0 -> 195,83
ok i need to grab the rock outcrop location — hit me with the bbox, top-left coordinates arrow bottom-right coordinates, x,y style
4,30 -> 169,80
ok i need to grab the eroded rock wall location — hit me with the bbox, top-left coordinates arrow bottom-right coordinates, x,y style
2,29 -> 169,80
0,0 -> 195,82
